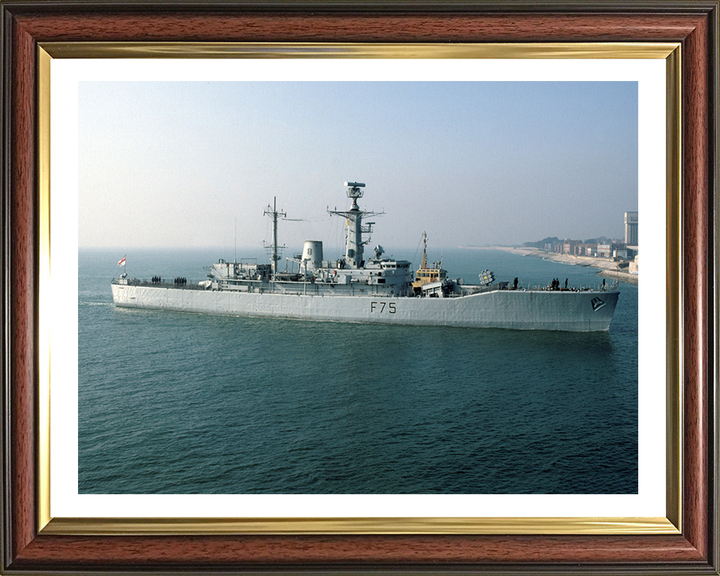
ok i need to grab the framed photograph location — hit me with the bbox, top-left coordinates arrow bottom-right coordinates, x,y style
2,1 -> 717,574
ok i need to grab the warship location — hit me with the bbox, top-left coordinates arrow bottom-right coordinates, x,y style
111,182 -> 619,331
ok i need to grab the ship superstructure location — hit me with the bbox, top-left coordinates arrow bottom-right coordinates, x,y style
201,183 -> 413,298
111,182 -> 620,331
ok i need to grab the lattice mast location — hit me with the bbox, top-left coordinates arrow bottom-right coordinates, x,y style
263,197 -> 286,279
328,182 -> 383,269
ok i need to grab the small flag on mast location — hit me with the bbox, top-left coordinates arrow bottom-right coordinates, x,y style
118,256 -> 126,266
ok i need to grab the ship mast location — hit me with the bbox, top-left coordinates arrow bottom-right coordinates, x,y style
328,182 -> 382,269
263,196 -> 286,279
421,232 -> 428,269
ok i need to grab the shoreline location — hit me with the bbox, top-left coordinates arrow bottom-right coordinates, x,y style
482,246 -> 639,285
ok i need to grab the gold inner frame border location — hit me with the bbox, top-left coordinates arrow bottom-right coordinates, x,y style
36,41 -> 682,536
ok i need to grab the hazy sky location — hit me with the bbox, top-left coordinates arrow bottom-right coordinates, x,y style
79,81 -> 637,252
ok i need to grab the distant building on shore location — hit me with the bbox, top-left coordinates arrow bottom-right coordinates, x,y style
582,243 -> 598,257
559,239 -> 579,254
597,243 -> 613,258
624,211 -> 638,245
574,243 -> 596,256
531,232 -> 636,261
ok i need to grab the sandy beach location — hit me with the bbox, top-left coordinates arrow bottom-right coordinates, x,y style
483,246 -> 638,284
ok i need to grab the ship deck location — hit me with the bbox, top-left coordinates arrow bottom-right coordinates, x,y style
112,279 -> 207,291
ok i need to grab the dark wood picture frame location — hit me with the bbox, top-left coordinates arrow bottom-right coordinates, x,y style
1,1 -> 718,573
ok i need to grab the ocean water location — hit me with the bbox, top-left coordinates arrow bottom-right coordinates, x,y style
79,248 -> 638,494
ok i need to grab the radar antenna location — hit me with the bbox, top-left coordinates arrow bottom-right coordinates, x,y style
344,181 -> 365,209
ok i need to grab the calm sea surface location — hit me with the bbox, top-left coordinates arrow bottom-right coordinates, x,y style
79,248 -> 638,494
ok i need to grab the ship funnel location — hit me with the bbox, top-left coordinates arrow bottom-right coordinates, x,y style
301,241 -> 323,269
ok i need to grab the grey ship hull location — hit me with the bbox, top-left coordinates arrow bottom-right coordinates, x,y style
111,283 -> 619,332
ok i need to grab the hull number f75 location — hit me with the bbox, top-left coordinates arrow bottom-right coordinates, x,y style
370,301 -> 396,314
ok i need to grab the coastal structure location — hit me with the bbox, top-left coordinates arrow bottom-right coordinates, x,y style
624,211 -> 638,245
112,182 -> 620,331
